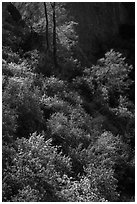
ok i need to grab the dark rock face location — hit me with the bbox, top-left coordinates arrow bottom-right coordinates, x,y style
2,2 -> 29,51
66,2 -> 135,64
2,2 -> 23,26
2,2 -> 135,65
2,3 -> 43,52
7,3 -> 22,22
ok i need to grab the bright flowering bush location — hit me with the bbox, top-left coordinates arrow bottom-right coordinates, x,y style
11,186 -> 41,202
76,49 -> 133,106
2,70 -> 44,139
3,132 -> 115,202
2,12 -> 134,201
2,133 -> 72,201
59,175 -> 106,202
67,131 -> 130,201
47,106 -> 93,149
93,50 -> 132,92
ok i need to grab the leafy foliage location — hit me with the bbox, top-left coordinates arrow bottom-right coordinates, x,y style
3,133 -> 72,201
2,2 -> 134,202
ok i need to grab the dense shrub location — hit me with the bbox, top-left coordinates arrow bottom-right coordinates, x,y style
3,75 -> 44,139
2,2 -> 134,201
59,175 -> 106,202
2,133 -> 72,201
83,50 -> 133,105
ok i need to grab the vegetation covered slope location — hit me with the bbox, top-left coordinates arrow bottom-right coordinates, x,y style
2,2 -> 135,202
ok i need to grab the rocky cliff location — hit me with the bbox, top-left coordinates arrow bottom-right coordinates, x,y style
2,2 -> 42,52
2,2 -> 135,65
65,2 -> 135,64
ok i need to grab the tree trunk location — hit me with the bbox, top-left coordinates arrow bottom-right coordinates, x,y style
44,2 -> 49,52
51,2 -> 57,68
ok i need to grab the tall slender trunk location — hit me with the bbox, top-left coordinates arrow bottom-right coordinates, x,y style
51,2 -> 57,68
44,2 -> 49,52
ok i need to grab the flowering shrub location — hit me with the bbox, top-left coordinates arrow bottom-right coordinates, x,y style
3,76 -> 44,138
59,175 -> 106,202
3,133 -> 72,201
2,17 -> 134,201
80,50 -> 133,106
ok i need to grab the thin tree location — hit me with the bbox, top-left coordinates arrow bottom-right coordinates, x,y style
51,2 -> 57,68
44,2 -> 49,52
